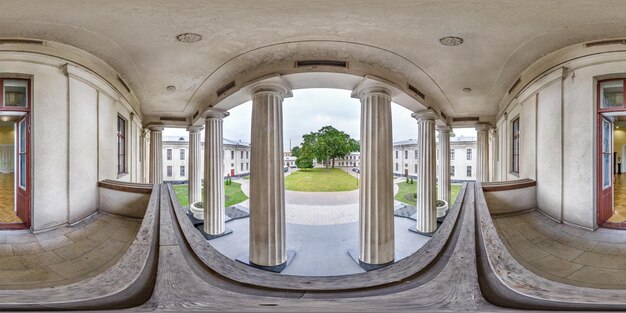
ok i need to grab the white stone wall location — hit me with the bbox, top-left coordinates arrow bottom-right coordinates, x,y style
0,52 -> 143,231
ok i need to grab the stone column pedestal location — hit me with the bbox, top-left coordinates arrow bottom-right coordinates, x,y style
187,125 -> 204,219
412,110 -> 438,236
148,124 -> 164,184
476,123 -> 491,182
355,86 -> 394,269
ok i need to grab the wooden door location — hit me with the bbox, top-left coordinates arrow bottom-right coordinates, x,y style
15,114 -> 30,227
598,115 -> 613,225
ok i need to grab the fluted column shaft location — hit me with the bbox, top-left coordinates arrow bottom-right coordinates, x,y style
413,110 -> 438,234
437,126 -> 452,205
204,111 -> 229,235
489,128 -> 498,182
148,124 -> 164,184
249,85 -> 289,268
188,125 -> 204,218
358,88 -> 394,266
476,123 -> 491,182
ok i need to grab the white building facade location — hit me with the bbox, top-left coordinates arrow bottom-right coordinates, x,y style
163,135 -> 250,182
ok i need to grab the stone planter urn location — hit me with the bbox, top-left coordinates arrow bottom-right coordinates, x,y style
190,201 -> 204,220
436,200 -> 448,219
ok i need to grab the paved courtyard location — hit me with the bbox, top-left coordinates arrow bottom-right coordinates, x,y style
210,176 -> 428,276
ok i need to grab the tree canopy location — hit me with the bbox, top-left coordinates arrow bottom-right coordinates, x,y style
296,125 -> 359,169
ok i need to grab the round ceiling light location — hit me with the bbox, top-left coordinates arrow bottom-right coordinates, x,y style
176,33 -> 202,43
440,36 -> 463,46
166,85 -> 176,91
463,88 -> 472,93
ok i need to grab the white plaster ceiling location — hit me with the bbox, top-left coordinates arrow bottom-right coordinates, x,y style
2,0 -> 626,122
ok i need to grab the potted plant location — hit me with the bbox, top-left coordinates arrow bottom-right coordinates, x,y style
436,199 -> 448,219
190,201 -> 204,220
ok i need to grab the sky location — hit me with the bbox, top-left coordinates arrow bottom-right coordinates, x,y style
164,88 -> 476,149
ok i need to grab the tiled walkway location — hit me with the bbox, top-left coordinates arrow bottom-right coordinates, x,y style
494,210 -> 626,289
0,213 -> 140,289
608,173 -> 626,223
0,173 -> 20,224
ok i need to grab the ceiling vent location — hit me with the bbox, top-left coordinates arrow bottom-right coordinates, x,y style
192,110 -> 200,119
216,81 -> 236,97
117,76 -> 131,93
452,117 -> 480,122
294,60 -> 348,68
408,84 -> 425,99
508,77 -> 521,95
159,116 -> 187,122
0,39 -> 44,45
585,39 -> 626,48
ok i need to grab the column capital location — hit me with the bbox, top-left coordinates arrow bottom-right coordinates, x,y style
475,122 -> 492,132
352,85 -> 392,101
249,80 -> 292,99
411,109 -> 438,122
202,108 -> 230,120
436,125 -> 453,133
147,123 -> 165,132
187,125 -> 204,133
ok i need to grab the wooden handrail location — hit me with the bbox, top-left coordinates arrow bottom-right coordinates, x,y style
481,179 -> 536,192
98,179 -> 153,194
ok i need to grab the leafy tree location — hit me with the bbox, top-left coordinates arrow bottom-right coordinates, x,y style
295,156 -> 314,169
299,126 -> 359,169
291,146 -> 301,158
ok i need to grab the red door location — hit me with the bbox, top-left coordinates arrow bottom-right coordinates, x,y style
230,168 -> 235,177
15,114 -> 30,228
598,115 -> 613,226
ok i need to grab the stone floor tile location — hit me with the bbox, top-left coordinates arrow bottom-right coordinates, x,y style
591,242 -> 625,256
0,267 -> 64,286
53,238 -> 99,260
38,235 -> 75,251
12,241 -> 44,256
553,235 -> 597,252
0,255 -> 26,270
48,249 -> 112,279
19,250 -> 64,268
87,222 -> 120,243
4,233 -> 37,244
566,266 -> 626,287
535,239 -> 584,261
0,243 -> 13,256
530,255 -> 584,278
515,223 -> 550,243
96,239 -> 126,256
573,252 -> 626,270
508,239 -> 550,262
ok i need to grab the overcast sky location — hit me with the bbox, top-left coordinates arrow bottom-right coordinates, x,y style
165,88 -> 476,148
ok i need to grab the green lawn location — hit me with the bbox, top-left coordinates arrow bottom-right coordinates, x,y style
172,182 -> 248,207
394,182 -> 462,206
285,168 -> 358,192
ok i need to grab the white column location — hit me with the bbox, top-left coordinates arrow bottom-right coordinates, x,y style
188,125 -> 204,218
489,128 -> 498,182
249,83 -> 291,270
357,86 -> 394,267
413,109 -> 438,235
437,125 -> 452,205
148,124 -> 164,184
203,110 -> 229,235
476,123 -> 491,182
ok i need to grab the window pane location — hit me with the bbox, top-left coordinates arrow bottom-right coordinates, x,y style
600,80 -> 624,109
4,80 -> 28,107
19,154 -> 26,188
603,153 -> 611,188
19,120 -> 25,152
603,119 -> 611,153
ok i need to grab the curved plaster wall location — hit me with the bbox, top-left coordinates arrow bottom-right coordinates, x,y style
0,49 -> 145,231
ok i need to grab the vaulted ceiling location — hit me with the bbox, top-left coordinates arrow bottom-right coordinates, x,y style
2,0 -> 626,122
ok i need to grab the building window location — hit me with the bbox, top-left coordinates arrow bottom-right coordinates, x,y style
466,148 -> 472,160
405,163 -> 408,167
599,80 -> 624,109
451,165 -> 455,176
180,166 -> 185,176
415,164 -> 418,173
395,163 -> 398,171
241,163 -> 244,171
246,151 -> 249,159
414,150 -> 418,158
512,117 -> 520,174
2,79 -> 29,107
117,115 -> 126,174
180,149 -> 185,160
467,166 -> 472,177
240,151 -> 243,158
395,151 -> 398,159
166,149 -> 172,161
450,149 -> 455,160
231,151 -> 234,159
167,166 -> 172,177
246,163 -> 249,170
405,150 -> 408,159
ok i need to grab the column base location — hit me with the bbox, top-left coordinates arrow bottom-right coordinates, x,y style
236,250 -> 296,273
347,249 -> 394,271
195,225 -> 233,241
409,226 -> 437,237
186,210 -> 204,226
